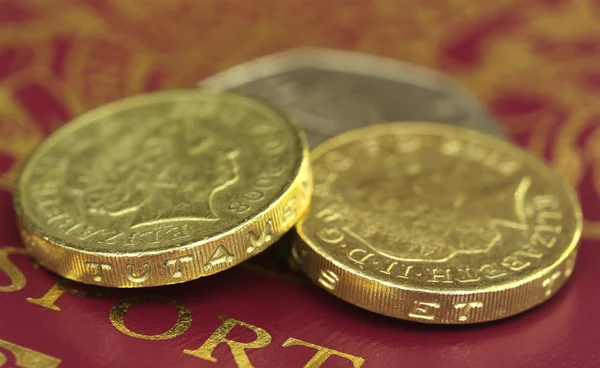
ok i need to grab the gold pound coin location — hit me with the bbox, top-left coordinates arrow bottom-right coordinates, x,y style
293,123 -> 582,324
15,90 -> 311,288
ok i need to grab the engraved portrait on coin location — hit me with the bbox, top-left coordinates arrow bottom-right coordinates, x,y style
14,90 -> 311,287
198,48 -> 505,147
335,156 -> 528,262
295,123 -> 581,324
64,113 -> 241,229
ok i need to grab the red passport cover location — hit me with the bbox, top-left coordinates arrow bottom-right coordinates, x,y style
1,1 -> 600,367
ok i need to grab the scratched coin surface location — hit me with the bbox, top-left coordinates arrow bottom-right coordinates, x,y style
293,123 -> 582,324
14,90 -> 311,288
198,48 -> 505,147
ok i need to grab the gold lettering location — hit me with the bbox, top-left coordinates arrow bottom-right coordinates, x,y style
46,213 -> 68,224
464,142 -> 487,161
347,249 -> 374,265
204,245 -> 235,271
316,228 -> 344,244
32,182 -> 59,198
455,267 -> 481,283
0,247 -> 28,292
542,271 -> 562,297
165,224 -> 190,241
21,231 -> 35,253
316,206 -> 342,223
77,226 -> 110,241
499,161 -> 521,176
27,278 -> 112,311
361,138 -> 380,158
318,269 -> 339,291
282,337 -> 365,367
300,179 -> 311,202
110,295 -> 192,340
325,151 -> 353,171
408,301 -> 440,321
41,206 -> 62,219
246,219 -> 274,254
126,263 -> 151,283
564,253 -> 577,278
453,301 -> 483,322
426,268 -> 453,283
531,231 -> 558,249
396,136 -> 422,153
379,262 -> 414,279
85,261 -> 112,282
395,264 -> 414,279
126,230 -> 158,246
0,339 -> 61,368
164,255 -> 193,278
100,232 -> 124,245
479,263 -> 508,279
514,244 -> 544,259
501,256 -> 530,271
533,195 -> 559,211
263,138 -> 287,155
282,197 -> 298,226
537,211 -> 562,225
220,106 -> 246,125
59,219 -> 80,233
440,139 -> 462,156
26,282 -> 67,312
184,316 -> 272,368
535,224 -> 562,234
483,151 -> 501,169
380,261 -> 397,275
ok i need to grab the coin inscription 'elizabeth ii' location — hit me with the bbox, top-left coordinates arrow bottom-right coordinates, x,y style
14,90 -> 311,288
198,48 -> 505,147
293,123 -> 582,324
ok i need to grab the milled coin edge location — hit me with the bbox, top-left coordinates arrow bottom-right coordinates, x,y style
13,89 -> 313,287
294,122 -> 582,322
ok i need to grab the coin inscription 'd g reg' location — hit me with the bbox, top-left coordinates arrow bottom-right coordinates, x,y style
294,123 -> 582,324
14,90 -> 311,288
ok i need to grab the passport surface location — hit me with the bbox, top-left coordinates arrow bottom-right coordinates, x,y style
1,1 -> 600,367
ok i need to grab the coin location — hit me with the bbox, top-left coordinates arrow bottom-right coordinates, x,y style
293,122 -> 582,324
198,48 -> 506,147
14,90 -> 311,288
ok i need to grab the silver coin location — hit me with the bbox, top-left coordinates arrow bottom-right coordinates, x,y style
198,48 -> 505,147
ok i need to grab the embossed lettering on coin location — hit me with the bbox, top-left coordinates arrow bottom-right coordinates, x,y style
14,90 -> 311,287
294,122 -> 582,324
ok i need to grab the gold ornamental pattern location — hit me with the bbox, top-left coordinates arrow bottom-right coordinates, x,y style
14,90 -> 311,287
294,123 -> 582,324
1,0 -> 600,285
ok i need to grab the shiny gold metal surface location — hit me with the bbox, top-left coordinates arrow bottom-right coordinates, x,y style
293,122 -> 582,324
14,90 -> 311,288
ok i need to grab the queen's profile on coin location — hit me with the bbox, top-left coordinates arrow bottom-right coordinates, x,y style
65,118 -> 241,232
15,90 -> 311,287
295,122 -> 581,323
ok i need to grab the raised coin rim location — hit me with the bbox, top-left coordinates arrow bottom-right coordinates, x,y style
198,47 -> 505,138
13,89 -> 312,287
294,122 -> 582,322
